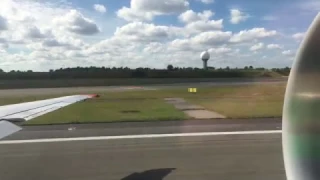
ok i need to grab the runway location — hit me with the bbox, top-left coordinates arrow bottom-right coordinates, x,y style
0,133 -> 285,180
0,118 -> 285,180
4,118 -> 281,140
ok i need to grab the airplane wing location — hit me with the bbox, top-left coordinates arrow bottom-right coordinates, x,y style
0,94 -> 99,139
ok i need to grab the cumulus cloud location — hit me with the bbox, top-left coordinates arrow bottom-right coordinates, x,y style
117,0 -> 189,21
191,31 -> 232,45
42,39 -> 68,47
114,22 -> 181,42
185,19 -> 223,33
250,43 -> 264,51
23,26 -> 49,39
292,32 -> 305,41
208,47 -> 232,54
143,42 -> 165,53
93,4 -> 107,13
132,0 -> 189,14
116,7 -> 153,22
167,30 -> 232,53
198,0 -> 215,4
230,28 -> 277,43
282,50 -> 295,56
0,15 -> 8,31
53,10 -> 100,35
230,9 -> 249,24
267,44 -> 282,49
178,10 -> 214,23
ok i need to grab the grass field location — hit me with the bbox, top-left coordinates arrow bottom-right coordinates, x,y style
0,83 -> 287,125
25,99 -> 187,125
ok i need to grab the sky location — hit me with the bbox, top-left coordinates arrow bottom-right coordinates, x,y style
0,0 -> 318,71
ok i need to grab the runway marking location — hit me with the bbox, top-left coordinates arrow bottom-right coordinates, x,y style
0,130 -> 282,144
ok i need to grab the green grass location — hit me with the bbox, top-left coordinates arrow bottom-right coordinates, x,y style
24,99 -> 188,125
185,84 -> 286,118
0,83 -> 287,125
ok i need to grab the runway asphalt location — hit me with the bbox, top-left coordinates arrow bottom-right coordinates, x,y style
3,118 -> 281,140
0,133 -> 285,180
0,118 -> 285,180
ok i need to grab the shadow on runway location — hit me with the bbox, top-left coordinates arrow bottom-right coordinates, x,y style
121,168 -> 176,180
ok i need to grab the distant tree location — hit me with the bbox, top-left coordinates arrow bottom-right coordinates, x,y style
244,66 -> 248,70
249,66 -> 253,69
27,70 -> 33,73
225,66 -> 230,70
167,64 -> 174,71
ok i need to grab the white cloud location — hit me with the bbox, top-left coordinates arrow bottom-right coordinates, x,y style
93,4 -> 107,13
230,28 -> 277,43
250,43 -> 264,51
208,47 -> 232,54
267,44 -> 282,49
117,0 -> 189,22
131,0 -> 189,14
143,42 -> 165,53
282,50 -> 295,56
42,39 -> 68,47
116,7 -> 153,22
185,19 -> 223,33
0,15 -> 8,30
230,9 -> 249,24
191,31 -> 232,46
178,10 -> 222,35
198,0 -> 215,4
23,26 -> 49,39
53,10 -> 100,35
178,10 -> 214,23
292,32 -> 305,41
167,30 -> 232,53
169,39 -> 192,51
114,22 -> 179,42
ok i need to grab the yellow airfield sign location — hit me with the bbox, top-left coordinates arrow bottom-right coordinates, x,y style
188,88 -> 197,93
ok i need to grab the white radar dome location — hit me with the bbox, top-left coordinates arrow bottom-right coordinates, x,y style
200,51 -> 210,61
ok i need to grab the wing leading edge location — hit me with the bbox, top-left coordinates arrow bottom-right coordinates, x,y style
0,94 -> 98,139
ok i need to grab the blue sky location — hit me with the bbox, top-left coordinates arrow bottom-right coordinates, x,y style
0,0 -> 317,71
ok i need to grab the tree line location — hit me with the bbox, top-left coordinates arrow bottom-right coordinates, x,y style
0,66 -> 291,80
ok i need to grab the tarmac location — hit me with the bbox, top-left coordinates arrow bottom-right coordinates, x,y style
0,132 -> 285,180
0,118 -> 285,180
